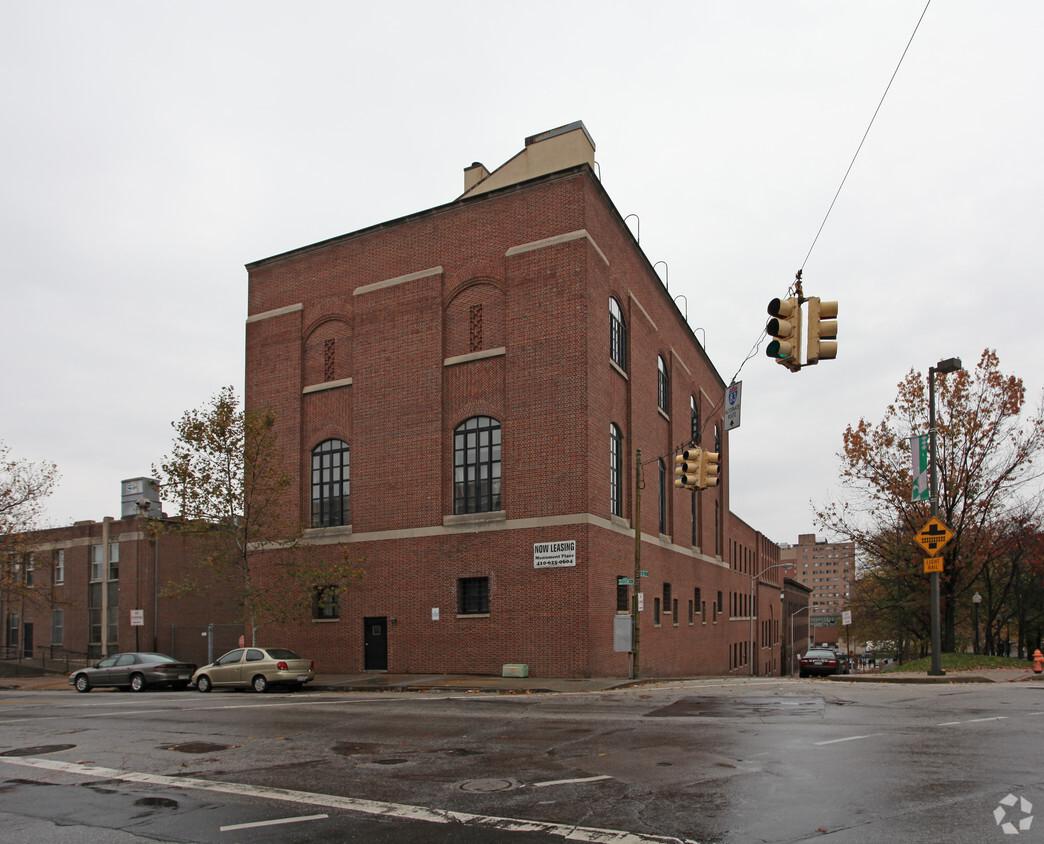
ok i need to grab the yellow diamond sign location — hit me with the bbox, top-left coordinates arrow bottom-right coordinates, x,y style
915,517 -> 953,556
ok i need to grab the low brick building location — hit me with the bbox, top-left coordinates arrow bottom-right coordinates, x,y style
1,478 -> 242,669
245,122 -> 788,678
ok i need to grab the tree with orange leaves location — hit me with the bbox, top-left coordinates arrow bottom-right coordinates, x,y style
818,350 -> 1044,655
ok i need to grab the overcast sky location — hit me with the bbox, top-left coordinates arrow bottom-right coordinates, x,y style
2,1 -> 1040,545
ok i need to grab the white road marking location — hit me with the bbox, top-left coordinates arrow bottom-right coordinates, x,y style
937,716 -> 1007,726
531,775 -> 613,788
1,756 -> 695,843
814,734 -> 882,746
220,813 -> 328,831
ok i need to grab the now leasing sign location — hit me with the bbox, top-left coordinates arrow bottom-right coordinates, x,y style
533,540 -> 577,568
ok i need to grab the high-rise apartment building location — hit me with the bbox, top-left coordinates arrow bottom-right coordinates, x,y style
781,533 -> 855,626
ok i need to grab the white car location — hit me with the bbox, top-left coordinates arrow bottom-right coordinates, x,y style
191,647 -> 315,693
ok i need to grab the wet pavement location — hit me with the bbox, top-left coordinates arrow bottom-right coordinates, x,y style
1,666 -> 1040,693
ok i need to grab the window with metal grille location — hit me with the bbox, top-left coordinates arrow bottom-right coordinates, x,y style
616,575 -> 630,612
311,439 -> 350,527
314,585 -> 339,620
657,355 -> 669,413
609,297 -> 627,370
610,423 -> 623,516
458,577 -> 489,615
453,417 -> 501,514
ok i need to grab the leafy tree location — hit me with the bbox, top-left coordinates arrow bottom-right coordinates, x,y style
154,387 -> 361,645
818,350 -> 1044,653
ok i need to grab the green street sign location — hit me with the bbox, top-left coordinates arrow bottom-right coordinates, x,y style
617,577 -> 634,585
640,570 -> 649,578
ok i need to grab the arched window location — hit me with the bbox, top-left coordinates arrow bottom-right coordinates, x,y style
610,423 -> 623,517
609,297 -> 627,370
311,439 -> 350,527
454,416 -> 502,514
657,355 -> 669,414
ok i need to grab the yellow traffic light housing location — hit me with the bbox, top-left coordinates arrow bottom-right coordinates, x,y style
806,297 -> 838,364
699,450 -> 720,489
766,297 -> 802,372
674,449 -> 700,490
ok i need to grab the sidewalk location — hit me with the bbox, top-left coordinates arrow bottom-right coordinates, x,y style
2,668 -> 1041,694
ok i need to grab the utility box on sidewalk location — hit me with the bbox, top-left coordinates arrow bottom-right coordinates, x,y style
502,664 -> 529,678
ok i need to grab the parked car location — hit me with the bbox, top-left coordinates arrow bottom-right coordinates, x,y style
799,647 -> 842,678
70,652 -> 197,693
191,647 -> 315,693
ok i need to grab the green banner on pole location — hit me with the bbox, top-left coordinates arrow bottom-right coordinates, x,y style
911,434 -> 929,502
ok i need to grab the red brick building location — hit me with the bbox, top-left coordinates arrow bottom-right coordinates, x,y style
245,122 -> 787,678
2,479 -> 243,669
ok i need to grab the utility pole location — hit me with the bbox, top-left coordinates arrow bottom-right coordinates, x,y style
632,449 -> 642,679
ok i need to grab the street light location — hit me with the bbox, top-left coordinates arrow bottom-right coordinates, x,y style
972,591 -> 982,655
928,356 -> 962,676
791,605 -> 811,676
750,562 -> 794,676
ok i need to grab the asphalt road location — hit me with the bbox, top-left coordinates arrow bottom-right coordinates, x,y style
1,677 -> 1042,843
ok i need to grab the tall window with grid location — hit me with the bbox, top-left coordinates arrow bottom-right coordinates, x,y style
453,417 -> 501,514
311,439 -> 350,527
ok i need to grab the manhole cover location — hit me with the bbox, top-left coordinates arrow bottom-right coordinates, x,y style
459,778 -> 516,792
163,742 -> 237,754
1,745 -> 76,757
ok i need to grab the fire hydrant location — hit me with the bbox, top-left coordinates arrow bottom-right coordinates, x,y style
1034,649 -> 1044,674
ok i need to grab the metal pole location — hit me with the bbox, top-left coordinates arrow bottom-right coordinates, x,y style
632,449 -> 642,680
928,364 -> 944,675
973,592 -> 981,655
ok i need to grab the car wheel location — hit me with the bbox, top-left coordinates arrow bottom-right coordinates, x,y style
130,673 -> 146,693
196,675 -> 212,693
74,674 -> 91,693
252,674 -> 269,693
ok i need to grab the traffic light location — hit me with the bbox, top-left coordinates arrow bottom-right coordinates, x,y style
806,297 -> 838,364
674,449 -> 701,490
766,297 -> 802,372
699,450 -> 720,489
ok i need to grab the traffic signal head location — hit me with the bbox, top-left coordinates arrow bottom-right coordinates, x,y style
806,297 -> 838,364
699,450 -> 720,489
766,297 -> 802,372
674,449 -> 701,490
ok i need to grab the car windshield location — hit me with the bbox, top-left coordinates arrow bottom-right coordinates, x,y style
265,649 -> 301,660
804,650 -> 836,659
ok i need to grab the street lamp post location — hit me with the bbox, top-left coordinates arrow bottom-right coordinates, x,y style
972,591 -> 982,655
750,562 -> 794,676
928,356 -> 961,676
791,605 -> 811,676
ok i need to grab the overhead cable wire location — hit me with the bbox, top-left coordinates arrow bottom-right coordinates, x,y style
800,0 -> 932,272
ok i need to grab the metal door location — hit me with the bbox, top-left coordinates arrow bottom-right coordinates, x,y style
364,617 -> 388,671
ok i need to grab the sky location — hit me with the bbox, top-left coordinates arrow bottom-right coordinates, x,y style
2,1 -> 1041,546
